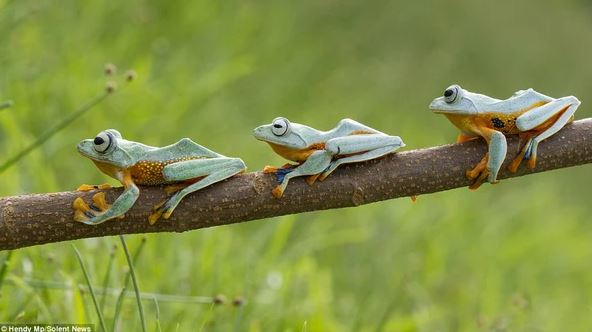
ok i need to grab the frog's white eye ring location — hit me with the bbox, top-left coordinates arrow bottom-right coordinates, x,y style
93,131 -> 114,153
444,84 -> 462,104
271,117 -> 290,136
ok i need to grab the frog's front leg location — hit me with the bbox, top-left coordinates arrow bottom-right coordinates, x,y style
317,134 -> 404,181
468,128 -> 507,190
510,96 -> 580,171
272,150 -> 332,198
73,173 -> 139,225
148,157 -> 246,224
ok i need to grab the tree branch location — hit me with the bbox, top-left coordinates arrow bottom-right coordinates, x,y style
1,119 -> 591,250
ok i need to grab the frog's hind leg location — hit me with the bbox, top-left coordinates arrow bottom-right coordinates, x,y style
149,157 -> 246,224
272,150 -> 333,198
317,135 -> 404,181
318,146 -> 396,182
516,96 -> 580,169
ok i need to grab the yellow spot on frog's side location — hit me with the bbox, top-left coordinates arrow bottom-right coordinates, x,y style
129,156 -> 205,185
267,142 -> 325,163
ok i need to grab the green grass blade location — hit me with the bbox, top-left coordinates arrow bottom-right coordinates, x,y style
119,235 -> 147,332
153,296 -> 162,332
0,92 -> 108,173
0,250 -> 13,294
72,244 -> 107,332
112,237 -> 146,331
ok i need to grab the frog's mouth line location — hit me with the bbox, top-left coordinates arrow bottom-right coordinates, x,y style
430,109 -> 447,114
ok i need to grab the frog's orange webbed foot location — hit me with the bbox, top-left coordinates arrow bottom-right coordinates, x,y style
76,183 -> 112,191
149,196 -> 179,225
466,153 -> 488,180
73,192 -> 122,223
466,153 -> 489,190
73,197 -> 93,222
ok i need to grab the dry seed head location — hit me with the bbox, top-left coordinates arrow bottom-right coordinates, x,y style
104,63 -> 117,76
213,294 -> 226,305
105,81 -> 117,93
232,296 -> 245,307
125,70 -> 137,82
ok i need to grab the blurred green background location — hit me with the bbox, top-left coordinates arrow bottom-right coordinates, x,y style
1,0 -> 592,331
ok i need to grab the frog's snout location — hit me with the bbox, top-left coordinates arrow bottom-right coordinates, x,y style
76,141 -> 86,153
252,126 -> 265,139
76,139 -> 96,157
428,97 -> 443,111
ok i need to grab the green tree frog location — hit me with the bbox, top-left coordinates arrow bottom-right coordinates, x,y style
73,129 -> 246,225
430,84 -> 580,189
253,118 -> 405,198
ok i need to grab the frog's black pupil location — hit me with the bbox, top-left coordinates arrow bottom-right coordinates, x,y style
94,136 -> 105,145
444,89 -> 454,97
273,124 -> 283,128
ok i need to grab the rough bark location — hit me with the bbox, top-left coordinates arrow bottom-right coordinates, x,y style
1,119 -> 591,250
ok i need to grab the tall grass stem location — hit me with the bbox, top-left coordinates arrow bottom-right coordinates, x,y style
119,235 -> 147,332
72,244 -> 108,332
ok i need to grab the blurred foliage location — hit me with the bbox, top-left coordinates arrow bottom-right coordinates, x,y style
1,0 -> 592,331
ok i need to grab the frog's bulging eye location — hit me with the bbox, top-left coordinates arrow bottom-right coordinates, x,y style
444,85 -> 462,104
271,117 -> 290,136
93,131 -> 113,153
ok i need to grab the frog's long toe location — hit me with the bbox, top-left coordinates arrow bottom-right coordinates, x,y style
262,165 -> 279,174
162,209 -> 175,220
91,192 -> 110,211
73,193 -> 117,224
466,153 -> 489,181
271,185 -> 284,198
508,155 -> 523,173
469,170 -> 489,190
148,200 -> 168,225
77,183 -> 112,191
91,192 -> 124,220
73,197 -> 92,222
306,174 -> 321,185
523,140 -> 539,170
527,155 -> 537,169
